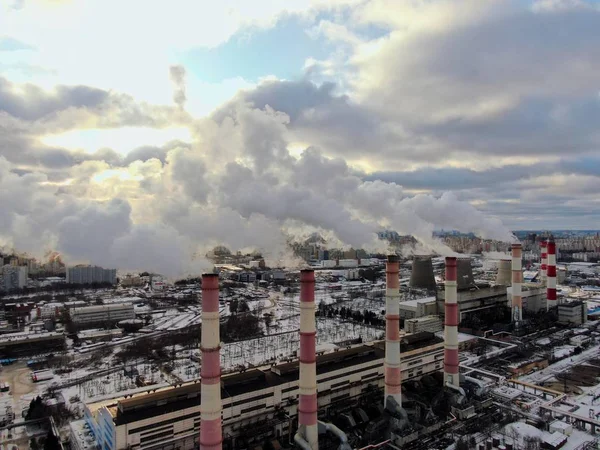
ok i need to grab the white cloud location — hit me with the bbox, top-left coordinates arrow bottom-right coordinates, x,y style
1,0 -> 599,274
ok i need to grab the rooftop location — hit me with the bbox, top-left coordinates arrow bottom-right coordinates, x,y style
97,336 -> 441,426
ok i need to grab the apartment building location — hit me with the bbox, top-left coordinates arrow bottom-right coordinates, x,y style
66,265 -> 117,285
0,265 -> 28,292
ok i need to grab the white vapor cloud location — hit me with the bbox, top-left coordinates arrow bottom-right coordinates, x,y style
4,0 -> 597,276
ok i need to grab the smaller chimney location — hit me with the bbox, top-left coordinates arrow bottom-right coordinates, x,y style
540,241 -> 547,283
444,257 -> 460,387
200,274 -> 222,450
547,237 -> 557,309
299,269 -> 318,449
511,244 -> 523,323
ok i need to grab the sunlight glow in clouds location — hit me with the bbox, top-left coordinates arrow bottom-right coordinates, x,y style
40,127 -> 192,154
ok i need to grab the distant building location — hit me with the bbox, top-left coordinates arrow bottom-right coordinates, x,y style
399,297 -> 438,319
0,331 -> 64,358
405,315 -> 443,334
66,265 -> 117,285
4,302 -> 35,327
557,301 -> 587,326
0,265 -> 28,292
236,271 -> 256,283
121,275 -> 142,287
70,304 -> 134,329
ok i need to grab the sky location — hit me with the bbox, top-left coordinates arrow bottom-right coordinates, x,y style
1,0 -> 599,275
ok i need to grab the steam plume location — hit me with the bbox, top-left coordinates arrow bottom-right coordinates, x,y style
169,65 -> 187,110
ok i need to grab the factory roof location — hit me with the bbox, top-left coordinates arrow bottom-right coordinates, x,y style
398,296 -> 436,309
104,337 -> 442,426
71,303 -> 133,314
558,300 -> 584,308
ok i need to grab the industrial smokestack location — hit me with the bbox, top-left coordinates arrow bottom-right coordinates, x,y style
444,257 -> 459,387
409,256 -> 436,290
385,255 -> 402,409
200,274 -> 222,450
456,258 -> 475,290
299,269 -> 318,449
540,241 -> 547,283
511,244 -> 523,323
495,259 -> 512,286
547,237 -> 557,309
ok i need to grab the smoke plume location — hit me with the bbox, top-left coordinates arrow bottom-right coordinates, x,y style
169,65 -> 187,110
0,92 -> 518,277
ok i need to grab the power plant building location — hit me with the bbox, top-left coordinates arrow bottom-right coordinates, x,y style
557,301 -> 587,326
405,315 -> 443,334
75,334 -> 444,450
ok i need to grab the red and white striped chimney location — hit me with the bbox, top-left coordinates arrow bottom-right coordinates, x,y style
200,274 -> 222,450
385,255 -> 402,408
540,241 -> 547,283
299,269 -> 318,449
547,237 -> 557,309
511,244 -> 523,323
444,257 -> 460,387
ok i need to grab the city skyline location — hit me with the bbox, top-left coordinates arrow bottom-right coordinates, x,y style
1,0 -> 599,277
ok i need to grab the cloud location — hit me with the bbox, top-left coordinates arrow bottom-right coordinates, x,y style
0,77 -> 108,121
2,0 -> 600,275
0,36 -> 33,51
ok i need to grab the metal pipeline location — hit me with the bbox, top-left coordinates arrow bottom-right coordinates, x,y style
294,429 -> 312,450
294,422 -> 352,450
445,382 -> 467,400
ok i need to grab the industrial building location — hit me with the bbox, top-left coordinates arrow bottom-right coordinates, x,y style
398,297 -> 437,319
70,303 -> 135,329
557,301 -> 588,326
73,254 -> 545,450
75,333 -> 445,450
0,331 -> 65,357
507,284 -> 547,313
404,315 -> 443,334
66,265 -> 117,285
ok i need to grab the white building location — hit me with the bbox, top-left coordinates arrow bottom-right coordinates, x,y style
70,304 -> 134,328
405,315 -> 443,334
66,265 -> 117,285
399,296 -> 438,319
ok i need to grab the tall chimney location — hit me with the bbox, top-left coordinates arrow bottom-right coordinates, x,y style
547,237 -> 557,309
540,241 -> 548,283
444,257 -> 460,387
511,244 -> 523,323
200,274 -> 222,450
385,255 -> 402,408
299,269 -> 318,449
